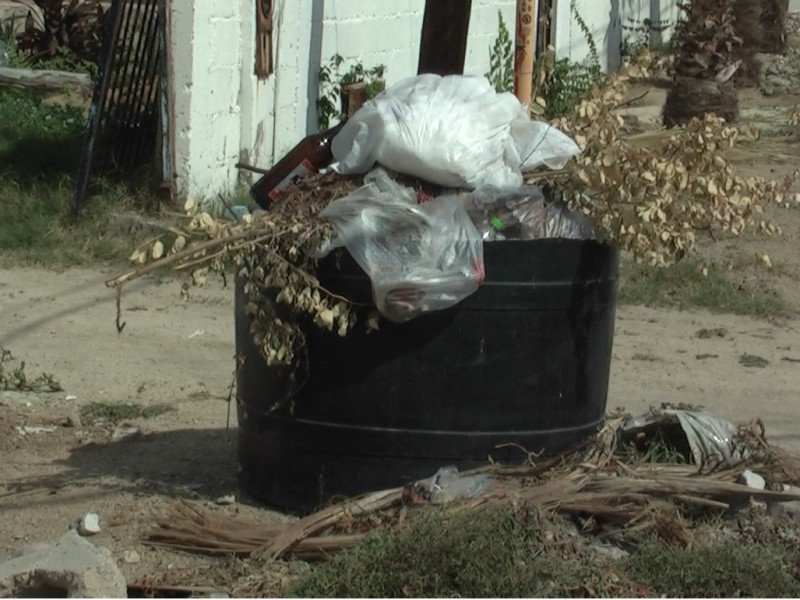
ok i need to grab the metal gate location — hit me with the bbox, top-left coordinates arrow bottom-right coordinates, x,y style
74,0 -> 166,213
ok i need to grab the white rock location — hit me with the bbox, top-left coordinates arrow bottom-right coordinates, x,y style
738,469 -> 766,490
215,494 -> 236,506
65,394 -> 78,401
122,550 -> 140,564
111,426 -> 141,442
16,425 -> 57,436
0,530 -> 126,597
78,513 -> 101,536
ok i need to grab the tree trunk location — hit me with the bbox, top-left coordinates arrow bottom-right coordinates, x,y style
733,0 -> 790,87
663,77 -> 739,128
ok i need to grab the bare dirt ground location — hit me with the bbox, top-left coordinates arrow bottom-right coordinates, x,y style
0,87 -> 799,593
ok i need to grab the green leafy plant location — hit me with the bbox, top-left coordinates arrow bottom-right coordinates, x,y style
485,10 -> 513,93
535,0 -> 605,118
0,347 -> 63,392
317,54 -> 386,130
14,0 -> 106,75
1,16 -> 24,66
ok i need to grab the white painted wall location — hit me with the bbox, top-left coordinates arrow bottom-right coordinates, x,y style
553,0 -> 680,72
169,0 -> 684,203
169,0 -> 515,203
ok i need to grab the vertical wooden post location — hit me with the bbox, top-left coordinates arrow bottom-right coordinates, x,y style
417,0 -> 473,76
255,0 -> 273,78
514,0 -> 537,108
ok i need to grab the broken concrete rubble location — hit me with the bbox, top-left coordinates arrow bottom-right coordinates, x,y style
77,512 -> 101,536
0,529 -> 126,598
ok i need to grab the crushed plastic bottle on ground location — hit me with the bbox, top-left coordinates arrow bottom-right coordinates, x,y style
402,466 -> 491,505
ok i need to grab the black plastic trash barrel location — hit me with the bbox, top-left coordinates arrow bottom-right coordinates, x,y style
235,239 -> 618,513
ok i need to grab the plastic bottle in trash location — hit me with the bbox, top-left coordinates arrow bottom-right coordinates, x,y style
488,206 -> 522,239
250,120 -> 347,210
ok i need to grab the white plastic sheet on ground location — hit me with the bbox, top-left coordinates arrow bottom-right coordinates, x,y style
331,74 -> 581,190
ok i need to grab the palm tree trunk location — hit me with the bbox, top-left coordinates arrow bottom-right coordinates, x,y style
734,0 -> 791,86
663,77 -> 739,127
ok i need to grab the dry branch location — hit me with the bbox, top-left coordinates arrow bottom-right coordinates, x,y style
145,453 -> 800,563
255,488 -> 403,560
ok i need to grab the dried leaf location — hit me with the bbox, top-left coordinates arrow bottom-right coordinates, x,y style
172,236 -> 187,253
151,240 -> 165,260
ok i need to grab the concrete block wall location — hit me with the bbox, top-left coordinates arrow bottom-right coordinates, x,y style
169,0 -> 516,203
554,0 -> 680,72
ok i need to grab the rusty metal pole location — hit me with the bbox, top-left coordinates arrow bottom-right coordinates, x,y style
417,0 -> 473,76
514,0 -> 537,110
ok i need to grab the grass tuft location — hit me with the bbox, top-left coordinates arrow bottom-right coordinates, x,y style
618,259 -> 791,320
289,507 -> 619,598
624,540 -> 800,598
0,87 -> 159,266
79,402 -> 174,423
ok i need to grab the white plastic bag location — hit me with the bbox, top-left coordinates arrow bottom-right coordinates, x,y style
318,169 -> 485,323
331,74 -> 580,189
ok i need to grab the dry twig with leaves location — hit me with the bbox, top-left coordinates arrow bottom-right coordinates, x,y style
542,52 -> 798,265
107,174 -> 362,373
109,52 -> 798,372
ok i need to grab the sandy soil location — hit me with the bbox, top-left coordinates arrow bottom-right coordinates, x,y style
0,87 -> 799,591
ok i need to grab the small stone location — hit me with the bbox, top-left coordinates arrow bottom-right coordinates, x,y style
65,394 -> 78,401
111,426 -> 141,442
122,550 -> 140,564
215,494 -> 236,506
77,513 -> 101,536
66,411 -> 82,428
738,469 -> 766,490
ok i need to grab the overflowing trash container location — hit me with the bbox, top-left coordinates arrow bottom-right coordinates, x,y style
236,73 -> 619,512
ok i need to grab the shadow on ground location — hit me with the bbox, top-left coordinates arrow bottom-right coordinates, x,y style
0,428 -> 244,506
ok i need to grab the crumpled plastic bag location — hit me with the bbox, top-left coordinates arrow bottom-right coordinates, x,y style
331,74 -> 580,190
622,409 -> 748,467
318,169 -> 485,322
465,185 -> 595,241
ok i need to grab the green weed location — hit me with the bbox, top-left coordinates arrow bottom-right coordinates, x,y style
624,540 -> 800,597
618,259 -> 791,320
0,347 -> 62,393
0,88 -> 158,266
289,507 -> 615,598
79,402 -> 174,423
0,87 -> 85,182
485,11 -> 514,93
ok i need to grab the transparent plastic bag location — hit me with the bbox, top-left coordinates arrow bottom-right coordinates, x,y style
318,169 -> 485,323
331,74 -> 580,189
466,185 -> 595,241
